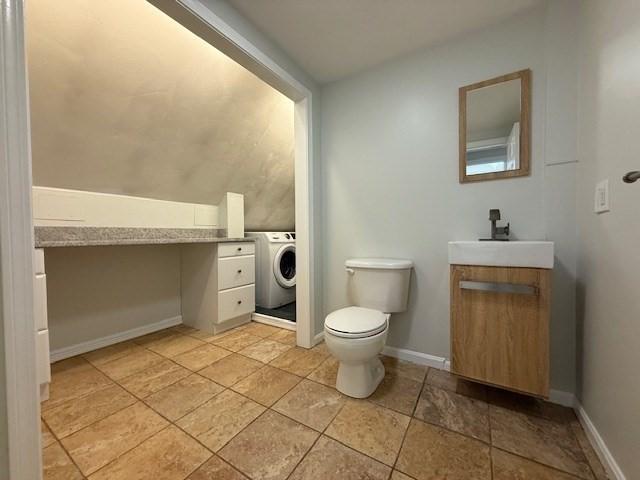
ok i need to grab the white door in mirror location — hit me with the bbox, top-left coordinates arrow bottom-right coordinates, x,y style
594,179 -> 610,213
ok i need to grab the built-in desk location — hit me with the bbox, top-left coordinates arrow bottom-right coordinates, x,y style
33,226 -> 256,401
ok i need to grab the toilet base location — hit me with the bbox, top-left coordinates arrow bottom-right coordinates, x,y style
336,356 -> 385,398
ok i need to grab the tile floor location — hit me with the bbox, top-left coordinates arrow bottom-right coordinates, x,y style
41,322 -> 609,480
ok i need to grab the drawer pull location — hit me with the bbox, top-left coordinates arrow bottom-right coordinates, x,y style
237,247 -> 242,252
237,269 -> 242,274
237,300 -> 242,305
460,280 -> 537,295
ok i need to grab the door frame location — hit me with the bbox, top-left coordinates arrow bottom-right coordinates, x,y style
1,1 -> 42,479
1,1 -> 317,477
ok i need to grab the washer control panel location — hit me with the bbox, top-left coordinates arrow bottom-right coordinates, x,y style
268,232 -> 296,242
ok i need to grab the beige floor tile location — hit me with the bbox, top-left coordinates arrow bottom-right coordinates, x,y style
145,374 -> 224,421
241,322 -> 283,338
173,343 -> 232,371
198,353 -> 263,387
273,379 -> 346,431
95,348 -> 166,381
570,419 -> 609,480
311,341 -> 330,356
369,373 -> 422,415
43,442 -> 83,480
488,387 -> 574,423
89,426 -> 211,480
414,385 -> 490,442
61,402 -> 168,476
176,389 -> 265,451
490,405 -> 594,479
380,355 -> 428,383
289,435 -> 391,480
211,331 -> 262,351
219,410 -> 319,480
173,324 -> 198,334
118,359 -> 191,398
270,347 -> 328,377
43,357 -> 114,411
325,399 -> 410,466
82,341 -> 143,367
232,365 -> 301,406
492,448 -> 582,479
133,328 -> 182,346
188,455 -> 249,480
43,384 -> 136,438
268,329 -> 297,345
426,368 -> 488,400
41,420 -> 57,447
307,356 -> 339,387
238,339 -> 293,363
396,419 -> 491,480
146,334 -> 206,358
391,471 -> 416,480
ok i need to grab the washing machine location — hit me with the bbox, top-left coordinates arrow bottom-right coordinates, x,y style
246,232 -> 296,309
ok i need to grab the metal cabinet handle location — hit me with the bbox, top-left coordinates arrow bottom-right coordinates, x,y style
459,280 -> 537,295
237,269 -> 242,274
623,171 -> 640,183
237,247 -> 242,251
237,300 -> 242,305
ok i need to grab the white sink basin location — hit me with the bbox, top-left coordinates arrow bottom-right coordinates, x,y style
448,241 -> 554,269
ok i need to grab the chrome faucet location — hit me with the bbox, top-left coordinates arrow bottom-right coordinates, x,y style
487,209 -> 510,241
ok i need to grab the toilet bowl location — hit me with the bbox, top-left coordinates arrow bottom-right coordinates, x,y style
324,306 -> 390,398
323,258 -> 413,398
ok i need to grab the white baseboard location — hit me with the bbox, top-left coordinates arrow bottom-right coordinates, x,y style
575,402 -> 626,480
382,345 -> 448,370
50,315 -> 183,362
313,331 -> 325,346
252,312 -> 296,331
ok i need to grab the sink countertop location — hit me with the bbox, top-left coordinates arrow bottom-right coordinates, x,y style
448,240 -> 554,269
34,226 -> 255,248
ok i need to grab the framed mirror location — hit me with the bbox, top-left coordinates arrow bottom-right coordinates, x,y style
459,69 -> 530,183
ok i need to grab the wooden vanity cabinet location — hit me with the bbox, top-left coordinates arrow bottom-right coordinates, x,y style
450,264 -> 550,397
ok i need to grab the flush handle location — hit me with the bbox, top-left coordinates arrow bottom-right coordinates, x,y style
345,268 -> 355,275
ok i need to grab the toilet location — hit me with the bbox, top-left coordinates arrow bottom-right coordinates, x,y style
324,258 -> 413,398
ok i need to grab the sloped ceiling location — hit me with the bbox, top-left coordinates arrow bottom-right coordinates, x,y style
27,0 -> 295,231
228,0 -> 542,83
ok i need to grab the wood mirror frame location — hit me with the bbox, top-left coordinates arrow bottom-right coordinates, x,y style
459,69 -> 531,183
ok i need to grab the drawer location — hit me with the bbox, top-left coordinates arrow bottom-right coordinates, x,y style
34,249 -> 45,274
34,274 -> 48,331
218,284 -> 255,323
218,255 -> 255,290
36,330 -> 51,385
218,242 -> 255,258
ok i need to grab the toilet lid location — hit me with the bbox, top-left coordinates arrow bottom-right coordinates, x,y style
324,307 -> 388,338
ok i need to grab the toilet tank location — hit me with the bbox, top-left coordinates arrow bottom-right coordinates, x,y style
345,258 -> 413,313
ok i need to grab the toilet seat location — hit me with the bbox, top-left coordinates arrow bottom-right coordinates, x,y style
324,306 -> 388,339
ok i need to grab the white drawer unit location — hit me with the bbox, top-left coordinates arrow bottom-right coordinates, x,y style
181,241 -> 256,334
218,255 -> 255,290
34,274 -> 48,331
33,248 -> 50,401
218,284 -> 255,323
218,241 -> 255,258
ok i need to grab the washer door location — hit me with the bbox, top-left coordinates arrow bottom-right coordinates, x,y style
273,244 -> 296,288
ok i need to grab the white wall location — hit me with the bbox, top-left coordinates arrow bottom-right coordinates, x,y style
576,0 -> 640,477
45,246 -> 181,351
321,4 -> 579,393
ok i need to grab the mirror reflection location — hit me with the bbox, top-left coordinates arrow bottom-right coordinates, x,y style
466,79 -> 520,176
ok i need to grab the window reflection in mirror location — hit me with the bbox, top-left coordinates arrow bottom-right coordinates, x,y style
459,70 -> 530,183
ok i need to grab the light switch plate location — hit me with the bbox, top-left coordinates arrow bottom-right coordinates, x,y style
594,179 -> 610,213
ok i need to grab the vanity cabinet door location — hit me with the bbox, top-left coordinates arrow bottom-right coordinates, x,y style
450,265 -> 550,397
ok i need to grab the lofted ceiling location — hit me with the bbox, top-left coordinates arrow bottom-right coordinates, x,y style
227,0 -> 542,83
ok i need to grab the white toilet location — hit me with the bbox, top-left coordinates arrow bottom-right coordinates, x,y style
324,258 -> 413,398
